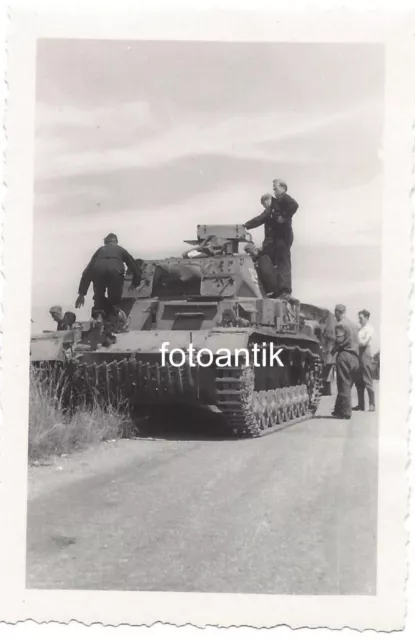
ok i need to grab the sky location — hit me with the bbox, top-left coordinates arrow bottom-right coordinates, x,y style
32,40 -> 384,349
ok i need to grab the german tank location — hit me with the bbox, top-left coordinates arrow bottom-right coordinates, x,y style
30,224 -> 325,437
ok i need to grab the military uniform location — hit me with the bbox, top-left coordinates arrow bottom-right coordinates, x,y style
332,317 -> 360,419
78,243 -> 141,315
245,194 -> 299,295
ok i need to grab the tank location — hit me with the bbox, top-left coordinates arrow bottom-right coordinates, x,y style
30,224 -> 325,437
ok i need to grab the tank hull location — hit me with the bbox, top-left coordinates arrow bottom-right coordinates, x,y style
33,328 -> 323,437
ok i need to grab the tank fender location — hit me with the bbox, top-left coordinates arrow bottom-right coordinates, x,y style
86,328 -> 254,356
30,330 -> 79,363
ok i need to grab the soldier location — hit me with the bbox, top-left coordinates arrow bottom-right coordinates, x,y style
49,305 -> 67,330
75,233 -> 142,317
331,303 -> 360,419
62,311 -> 76,329
244,181 -> 299,299
354,309 -> 376,412
333,303 -> 359,344
244,241 -> 279,297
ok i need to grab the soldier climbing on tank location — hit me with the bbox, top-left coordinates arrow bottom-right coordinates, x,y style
75,233 -> 142,318
244,181 -> 299,299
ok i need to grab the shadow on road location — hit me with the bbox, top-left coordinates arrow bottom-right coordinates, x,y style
126,404 -> 238,442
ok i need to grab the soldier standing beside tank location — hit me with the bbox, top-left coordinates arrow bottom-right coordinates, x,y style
354,309 -> 376,412
244,180 -> 299,299
75,233 -> 142,317
331,303 -> 360,419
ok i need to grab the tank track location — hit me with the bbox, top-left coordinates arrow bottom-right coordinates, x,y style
215,346 -> 323,437
49,344 -> 322,438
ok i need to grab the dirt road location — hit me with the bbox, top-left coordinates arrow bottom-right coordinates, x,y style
26,393 -> 378,594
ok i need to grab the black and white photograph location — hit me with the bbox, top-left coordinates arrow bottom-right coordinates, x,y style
0,3 -> 412,631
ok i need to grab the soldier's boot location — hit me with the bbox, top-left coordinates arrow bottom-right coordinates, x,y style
353,387 -> 365,411
368,388 -> 376,412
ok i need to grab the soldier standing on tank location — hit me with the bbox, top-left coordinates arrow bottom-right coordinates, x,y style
244,241 -> 279,297
75,233 -> 142,317
244,181 -> 299,299
353,309 -> 376,412
331,303 -> 360,419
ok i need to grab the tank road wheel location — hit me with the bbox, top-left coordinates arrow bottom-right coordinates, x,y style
258,390 -> 270,430
299,385 -> 307,415
292,387 -> 300,418
286,387 -> 295,420
251,391 -> 265,430
280,388 -> 289,422
275,389 -> 284,424
267,390 -> 278,427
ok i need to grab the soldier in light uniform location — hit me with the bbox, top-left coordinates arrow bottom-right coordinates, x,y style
354,309 -> 376,412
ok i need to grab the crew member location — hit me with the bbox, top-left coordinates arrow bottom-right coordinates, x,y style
354,309 -> 376,412
244,182 -> 299,299
333,303 -> 359,345
62,311 -> 76,329
75,233 -> 142,316
49,305 -> 67,330
244,241 -> 279,297
332,303 -> 360,419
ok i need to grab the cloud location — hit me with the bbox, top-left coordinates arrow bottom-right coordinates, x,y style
35,100 -> 382,182
36,100 -> 153,133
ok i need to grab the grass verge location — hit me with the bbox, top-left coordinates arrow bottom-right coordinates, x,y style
28,366 -> 129,463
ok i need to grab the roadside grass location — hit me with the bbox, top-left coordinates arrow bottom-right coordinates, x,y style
28,366 -> 130,463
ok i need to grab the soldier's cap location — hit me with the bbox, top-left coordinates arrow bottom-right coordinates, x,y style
335,304 -> 346,313
49,305 -> 62,314
104,233 -> 118,243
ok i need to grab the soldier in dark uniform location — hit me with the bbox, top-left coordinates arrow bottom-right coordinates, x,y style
331,304 -> 360,420
62,311 -> 76,329
244,180 -> 299,298
75,233 -> 142,316
244,242 -> 279,297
